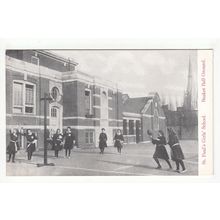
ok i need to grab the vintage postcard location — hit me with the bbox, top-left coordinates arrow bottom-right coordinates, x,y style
1,44 -> 213,177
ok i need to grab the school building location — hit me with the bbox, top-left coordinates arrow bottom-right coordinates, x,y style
122,93 -> 166,143
6,50 -> 166,148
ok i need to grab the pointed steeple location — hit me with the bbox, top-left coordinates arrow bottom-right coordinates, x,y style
184,56 -> 193,110
187,56 -> 192,93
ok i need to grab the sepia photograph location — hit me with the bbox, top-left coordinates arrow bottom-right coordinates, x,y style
1,2 -> 219,220
5,49 -> 200,176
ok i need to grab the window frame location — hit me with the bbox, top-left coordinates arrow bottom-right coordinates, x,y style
51,107 -> 58,118
123,119 -> 128,135
12,80 -> 36,115
128,120 -> 135,135
85,130 -> 94,144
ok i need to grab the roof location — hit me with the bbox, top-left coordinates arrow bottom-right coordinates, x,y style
123,97 -> 153,114
35,50 -> 79,66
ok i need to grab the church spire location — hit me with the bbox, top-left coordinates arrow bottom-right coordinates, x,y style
184,56 -> 192,110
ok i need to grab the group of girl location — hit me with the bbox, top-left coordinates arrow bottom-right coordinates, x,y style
7,128 -> 37,162
149,128 -> 186,173
51,127 -> 76,158
8,126 -> 186,174
7,126 -> 76,162
99,128 -> 124,154
99,127 -> 186,174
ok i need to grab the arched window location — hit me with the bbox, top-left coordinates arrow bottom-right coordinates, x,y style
51,107 -> 57,118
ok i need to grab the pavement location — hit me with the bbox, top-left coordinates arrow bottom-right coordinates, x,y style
6,140 -> 198,176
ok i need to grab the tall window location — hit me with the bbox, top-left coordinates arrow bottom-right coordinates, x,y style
123,119 -> 128,135
51,107 -> 57,117
13,82 -> 23,113
85,89 -> 91,115
13,81 -> 35,114
85,131 -> 94,144
129,120 -> 134,135
25,84 -> 34,113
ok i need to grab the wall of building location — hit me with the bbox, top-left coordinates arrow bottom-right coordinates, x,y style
62,79 -> 123,147
6,56 -> 65,149
162,105 -> 198,140
7,50 -> 169,150
141,116 -> 153,142
6,50 -> 76,72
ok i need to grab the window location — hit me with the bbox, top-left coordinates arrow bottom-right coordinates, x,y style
31,56 -> 39,65
51,107 -> 57,117
85,131 -> 94,144
13,81 -> 35,114
85,89 -> 91,115
123,119 -> 128,135
13,82 -> 23,113
51,87 -> 59,101
25,84 -> 34,113
129,120 -> 135,135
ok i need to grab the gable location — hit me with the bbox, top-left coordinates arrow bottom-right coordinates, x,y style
123,97 -> 152,114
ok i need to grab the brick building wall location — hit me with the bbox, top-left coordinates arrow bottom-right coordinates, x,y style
6,50 -> 166,151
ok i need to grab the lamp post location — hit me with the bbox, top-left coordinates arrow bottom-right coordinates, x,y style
37,93 -> 55,167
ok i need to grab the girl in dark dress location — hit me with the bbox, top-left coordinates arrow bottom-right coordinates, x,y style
7,129 -> 20,163
99,128 -> 107,154
150,130 -> 172,169
64,127 -> 75,158
52,129 -> 63,158
167,128 -> 186,173
26,129 -> 37,160
114,129 -> 124,154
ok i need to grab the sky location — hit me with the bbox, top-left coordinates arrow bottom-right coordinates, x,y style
53,50 -> 197,110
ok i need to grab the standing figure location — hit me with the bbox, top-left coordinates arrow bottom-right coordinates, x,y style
114,129 -> 124,154
46,129 -> 53,150
99,128 -> 107,154
7,129 -> 20,163
167,128 -> 186,173
26,129 -> 37,160
64,127 -> 75,158
52,129 -> 63,158
150,130 -> 172,169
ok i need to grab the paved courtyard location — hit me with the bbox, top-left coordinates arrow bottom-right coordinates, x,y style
6,140 -> 198,176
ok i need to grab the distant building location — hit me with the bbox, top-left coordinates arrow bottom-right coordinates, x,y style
122,93 -> 167,143
162,105 -> 198,140
183,55 -> 198,111
162,53 -> 198,140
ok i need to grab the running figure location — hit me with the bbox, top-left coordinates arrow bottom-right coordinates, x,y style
167,128 -> 186,173
149,130 -> 172,169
